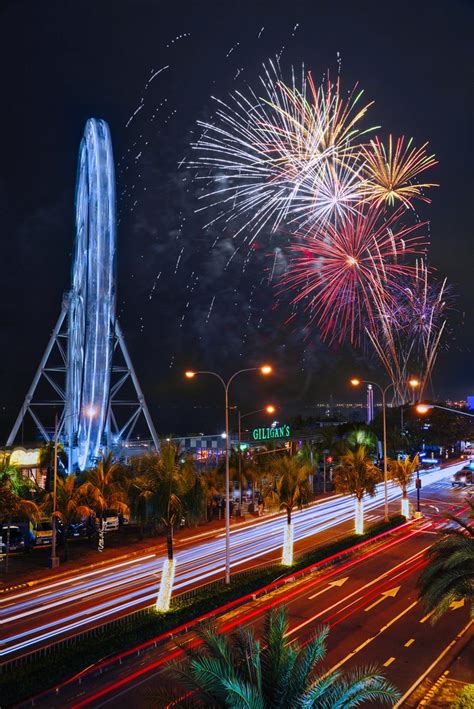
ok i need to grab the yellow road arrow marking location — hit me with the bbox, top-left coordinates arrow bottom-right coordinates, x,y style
308,577 -> 349,600
364,586 -> 401,612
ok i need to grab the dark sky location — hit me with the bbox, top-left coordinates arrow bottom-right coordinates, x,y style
0,0 -> 473,438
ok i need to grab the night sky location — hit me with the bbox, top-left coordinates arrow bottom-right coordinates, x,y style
1,0 -> 473,439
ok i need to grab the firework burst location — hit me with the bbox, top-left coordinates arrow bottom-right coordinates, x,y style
362,135 -> 438,208
368,262 -> 450,402
282,205 -> 427,345
192,60 -> 377,239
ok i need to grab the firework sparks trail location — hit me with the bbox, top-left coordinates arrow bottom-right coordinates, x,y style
368,263 -> 450,403
282,205 -> 428,345
191,60 -> 377,241
362,135 -> 438,208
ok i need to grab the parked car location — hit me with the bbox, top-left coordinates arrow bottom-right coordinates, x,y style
102,510 -> 119,531
66,521 -> 87,539
34,518 -> 54,546
451,467 -> 474,487
1,526 -> 25,554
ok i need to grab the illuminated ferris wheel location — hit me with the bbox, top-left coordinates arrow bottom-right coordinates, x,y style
7,119 -> 159,470
68,119 -> 116,470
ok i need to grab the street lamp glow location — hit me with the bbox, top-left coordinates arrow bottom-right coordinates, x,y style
409,379 -> 420,388
350,378 -> 361,386
260,365 -> 272,375
84,405 -> 97,418
416,404 -> 432,414
184,370 -> 196,379
265,405 -> 276,414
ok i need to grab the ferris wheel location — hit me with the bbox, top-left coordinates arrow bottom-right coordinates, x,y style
68,118 -> 116,470
7,118 -> 159,470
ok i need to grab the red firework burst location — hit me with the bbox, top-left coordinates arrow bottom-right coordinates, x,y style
282,205 -> 428,344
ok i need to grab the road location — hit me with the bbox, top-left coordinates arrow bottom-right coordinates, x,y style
0,461 -> 466,663
21,475 -> 471,708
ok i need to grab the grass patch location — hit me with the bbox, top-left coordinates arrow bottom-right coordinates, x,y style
1,515 -> 404,706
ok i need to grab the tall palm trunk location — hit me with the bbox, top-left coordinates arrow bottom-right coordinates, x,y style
355,496 -> 364,535
5,520 -> 11,574
282,505 -> 294,566
401,486 -> 409,518
166,524 -> 174,561
157,522 -> 177,612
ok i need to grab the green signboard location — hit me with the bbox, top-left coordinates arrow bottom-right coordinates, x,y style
252,425 -> 291,441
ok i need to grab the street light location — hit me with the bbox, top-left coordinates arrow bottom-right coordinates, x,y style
351,377 -> 423,521
351,378 -> 393,522
400,379 -> 420,434
416,403 -> 474,418
237,405 -> 276,508
50,405 -> 98,567
185,365 -> 273,584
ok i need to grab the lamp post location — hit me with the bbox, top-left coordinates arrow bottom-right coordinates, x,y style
416,403 -> 474,419
350,378 -> 392,522
185,365 -> 272,584
49,413 -> 60,569
400,379 -> 420,435
49,405 -> 97,568
415,403 -> 474,517
237,405 -> 275,508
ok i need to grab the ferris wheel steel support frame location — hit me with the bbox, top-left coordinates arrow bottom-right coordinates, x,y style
6,307 -> 160,470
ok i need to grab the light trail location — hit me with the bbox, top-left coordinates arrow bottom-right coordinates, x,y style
0,462 -> 462,660
68,524 -> 436,709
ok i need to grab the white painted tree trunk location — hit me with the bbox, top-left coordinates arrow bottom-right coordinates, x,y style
156,557 -> 177,612
282,521 -> 294,566
355,497 -> 364,535
401,494 -> 409,518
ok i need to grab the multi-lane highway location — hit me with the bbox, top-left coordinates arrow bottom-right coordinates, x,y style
0,461 -> 466,664
19,474 -> 471,708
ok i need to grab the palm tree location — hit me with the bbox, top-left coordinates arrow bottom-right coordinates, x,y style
418,500 -> 474,622
79,452 -> 129,549
333,446 -> 382,534
39,441 -> 67,488
153,607 -> 399,707
274,455 -> 312,565
155,443 -> 194,612
43,475 -> 95,560
388,454 -> 419,518
0,482 -> 41,572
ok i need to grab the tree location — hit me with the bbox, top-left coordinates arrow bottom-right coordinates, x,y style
153,607 -> 399,708
79,452 -> 129,550
274,455 -> 312,565
43,475 -> 95,560
346,426 -> 377,452
0,481 -> 41,572
388,454 -> 419,518
39,441 -> 67,490
418,500 -> 474,622
333,446 -> 382,534
150,443 -> 199,611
